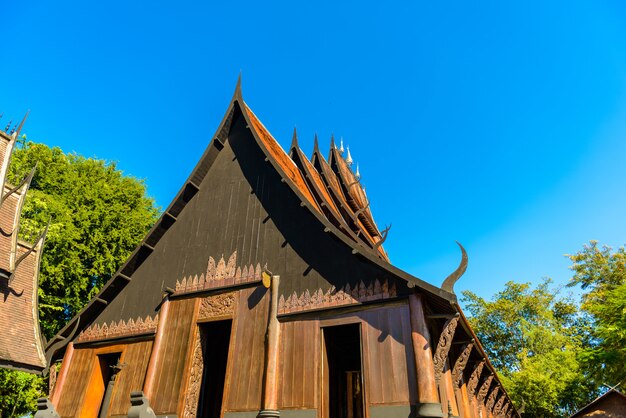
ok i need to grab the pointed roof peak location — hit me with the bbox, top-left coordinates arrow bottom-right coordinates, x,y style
313,133 -> 320,153
233,73 -> 243,101
14,110 -> 30,138
290,126 -> 299,149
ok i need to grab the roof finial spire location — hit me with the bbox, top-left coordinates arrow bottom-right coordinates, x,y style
330,134 -> 336,150
313,133 -> 320,153
290,127 -> 298,149
5,120 -> 12,132
355,163 -> 360,179
339,137 -> 345,154
14,110 -> 30,138
233,72 -> 243,101
345,146 -> 353,166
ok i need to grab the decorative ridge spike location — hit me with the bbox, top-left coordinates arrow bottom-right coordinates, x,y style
290,127 -> 298,149
14,110 -> 30,138
233,73 -> 243,101
339,137 -> 345,154
345,147 -> 353,166
355,163 -> 360,179
5,120 -> 12,132
313,134 -> 320,154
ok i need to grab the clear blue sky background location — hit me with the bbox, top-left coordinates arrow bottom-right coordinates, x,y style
2,1 -> 626,304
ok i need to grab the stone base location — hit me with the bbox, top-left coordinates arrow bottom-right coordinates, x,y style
257,410 -> 280,418
418,402 -> 444,418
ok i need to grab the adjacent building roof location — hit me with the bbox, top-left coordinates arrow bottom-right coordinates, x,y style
570,389 -> 626,418
0,115 -> 49,374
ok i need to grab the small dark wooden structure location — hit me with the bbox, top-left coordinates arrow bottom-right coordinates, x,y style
0,113 -> 49,374
570,389 -> 626,418
46,79 -> 520,418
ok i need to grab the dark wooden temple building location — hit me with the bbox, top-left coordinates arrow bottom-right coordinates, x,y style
0,113 -> 49,374
44,80 -> 520,418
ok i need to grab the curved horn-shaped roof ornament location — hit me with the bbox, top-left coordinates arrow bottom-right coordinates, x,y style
441,241 -> 468,293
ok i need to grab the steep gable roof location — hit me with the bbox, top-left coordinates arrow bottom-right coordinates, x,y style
46,79 -> 458,361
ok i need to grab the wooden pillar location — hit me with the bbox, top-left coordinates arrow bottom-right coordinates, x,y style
143,296 -> 171,400
258,275 -> 281,418
409,292 -> 443,417
443,359 -> 460,417
50,342 -> 75,406
458,379 -> 473,418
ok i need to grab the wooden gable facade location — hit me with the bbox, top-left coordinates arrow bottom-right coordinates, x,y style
0,113 -> 49,374
45,80 -> 520,418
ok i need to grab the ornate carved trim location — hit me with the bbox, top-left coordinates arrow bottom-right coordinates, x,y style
175,251 -> 264,294
486,386 -> 499,413
452,342 -> 474,387
501,402 -> 510,417
477,374 -> 494,403
433,315 -> 459,384
493,394 -> 505,416
76,315 -> 158,343
467,360 -> 485,397
198,293 -> 236,320
182,328 -> 207,418
278,279 -> 398,315
506,409 -> 513,418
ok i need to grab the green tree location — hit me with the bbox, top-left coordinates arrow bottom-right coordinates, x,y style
567,241 -> 626,389
0,138 -> 159,417
462,279 -> 596,418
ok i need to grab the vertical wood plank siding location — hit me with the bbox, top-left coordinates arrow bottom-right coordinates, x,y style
108,340 -> 153,417
150,298 -> 197,415
225,286 -> 269,411
56,348 -> 95,417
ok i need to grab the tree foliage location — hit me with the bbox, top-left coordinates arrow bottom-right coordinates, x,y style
8,138 -> 160,338
462,279 -> 596,417
567,241 -> 626,389
0,138 -> 159,417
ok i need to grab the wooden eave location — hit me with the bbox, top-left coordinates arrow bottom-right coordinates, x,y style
237,100 -> 453,302
289,144 -> 359,242
328,146 -> 383,243
46,80 -> 457,362
311,148 -> 387,259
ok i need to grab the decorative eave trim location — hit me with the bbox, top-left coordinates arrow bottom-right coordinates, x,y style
278,279 -> 398,316
75,315 -> 158,344
174,251 -> 264,295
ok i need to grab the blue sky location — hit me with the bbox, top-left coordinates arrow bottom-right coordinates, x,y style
2,1 -> 626,303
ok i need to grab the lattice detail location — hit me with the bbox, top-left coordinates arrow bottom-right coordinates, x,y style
198,293 -> 236,320
76,315 -> 158,343
467,360 -> 485,397
175,251 -> 264,294
452,342 -> 474,387
278,279 -> 397,315
433,315 -> 459,384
